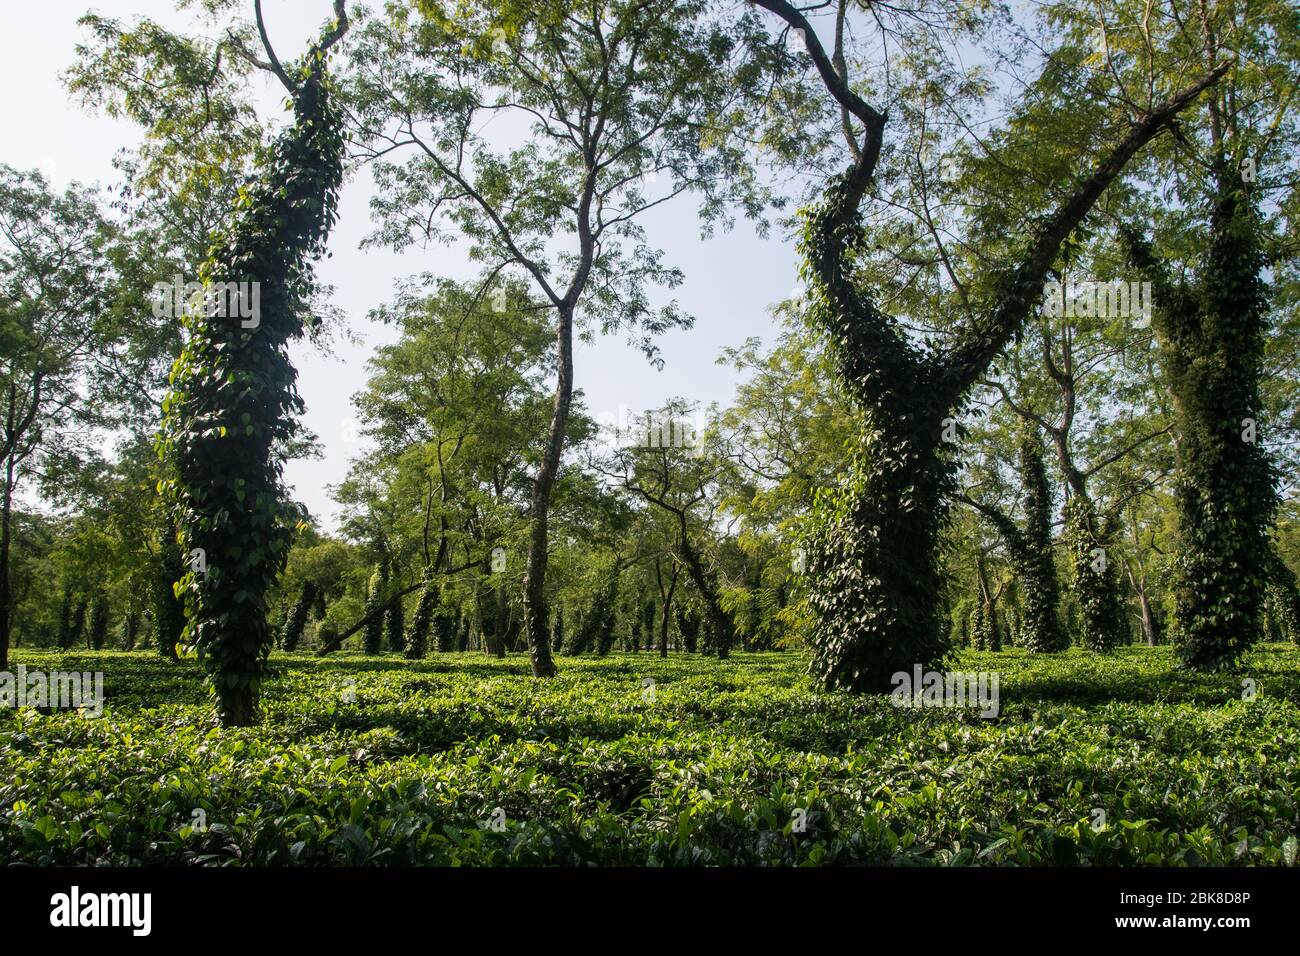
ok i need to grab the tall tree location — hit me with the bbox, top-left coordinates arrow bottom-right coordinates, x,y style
0,168 -> 118,670
959,429 -> 1069,652
1114,0 -> 1299,669
603,400 -> 735,657
347,0 -> 771,676
159,1 -> 350,724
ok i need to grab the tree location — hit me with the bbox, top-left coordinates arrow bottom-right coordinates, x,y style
603,400 -> 735,658
960,429 -> 1069,652
1125,188 -> 1274,668
158,2 -> 350,724
434,599 -> 459,654
1266,548 -> 1300,644
404,569 -> 437,659
551,606 -> 565,656
385,590 -> 406,654
651,556 -> 679,657
1110,0 -> 1299,670
749,0 -> 1225,691
0,167 -> 119,670
675,603 -> 700,653
347,0 -> 771,677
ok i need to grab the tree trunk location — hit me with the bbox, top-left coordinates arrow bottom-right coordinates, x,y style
654,558 -> 678,659
659,578 -> 676,659
521,305 -> 574,677
1124,559 -> 1156,646
676,517 -> 732,658
495,579 -> 509,658
0,454 -> 14,671
806,412 -> 953,689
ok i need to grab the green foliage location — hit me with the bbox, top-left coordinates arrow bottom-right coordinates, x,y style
69,599 -> 88,651
3,645 -> 1298,865
801,179 -> 954,692
641,599 -> 656,653
593,576 -> 622,657
123,611 -> 141,651
568,576 -> 619,656
385,593 -> 406,655
675,605 -> 700,654
56,590 -> 75,651
949,598 -> 972,649
551,607 -> 564,656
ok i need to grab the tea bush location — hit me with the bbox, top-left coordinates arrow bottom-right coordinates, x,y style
1,645 -> 1297,865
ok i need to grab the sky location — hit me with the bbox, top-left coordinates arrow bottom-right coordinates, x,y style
0,0 -> 803,531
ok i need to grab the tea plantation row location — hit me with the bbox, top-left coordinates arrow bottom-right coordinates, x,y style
1,646 -> 1297,865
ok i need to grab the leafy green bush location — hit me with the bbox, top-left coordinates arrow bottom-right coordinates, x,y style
1,646 -> 1297,865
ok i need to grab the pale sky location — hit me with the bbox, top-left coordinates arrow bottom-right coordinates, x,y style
0,0 -> 801,531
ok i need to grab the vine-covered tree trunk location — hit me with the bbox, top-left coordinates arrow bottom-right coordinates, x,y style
975,556 -> 1002,652
1014,435 -> 1068,652
968,597 -> 989,651
1126,184 -> 1274,670
593,576 -> 621,656
158,10 -> 348,724
675,520 -> 731,659
675,604 -> 699,653
434,601 -> 457,653
478,578 -> 506,658
152,538 -> 185,658
56,589 -> 73,650
70,599 -> 88,651
362,561 -> 387,655
279,580 -> 317,652
550,606 -> 564,656
519,303 -> 573,678
0,453 -> 14,670
1063,496 -> 1127,652
404,569 -> 437,659
1265,549 -> 1300,644
965,433 -> 1068,653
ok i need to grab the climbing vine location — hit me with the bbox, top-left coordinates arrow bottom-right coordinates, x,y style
800,174 -> 956,692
